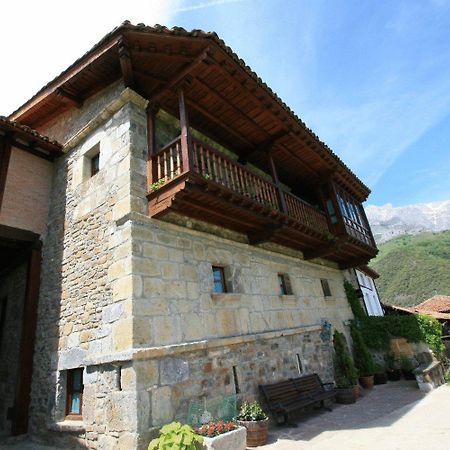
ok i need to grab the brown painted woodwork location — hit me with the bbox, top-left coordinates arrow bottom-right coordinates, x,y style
0,134 -> 12,209
150,48 -> 211,103
268,151 -> 287,214
178,89 -> 194,173
65,368 -> 84,420
55,87 -> 83,108
146,103 -> 159,187
11,245 -> 41,435
118,37 -> 135,89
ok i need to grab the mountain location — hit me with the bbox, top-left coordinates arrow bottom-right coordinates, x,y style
365,199 -> 450,243
369,230 -> 450,307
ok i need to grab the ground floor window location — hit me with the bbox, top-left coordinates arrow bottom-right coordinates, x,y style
66,368 -> 83,419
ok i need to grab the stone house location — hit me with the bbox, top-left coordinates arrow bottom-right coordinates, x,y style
0,23 -> 378,449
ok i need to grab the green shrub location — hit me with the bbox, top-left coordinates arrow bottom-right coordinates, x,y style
148,422 -> 203,450
333,330 -> 358,388
358,314 -> 444,356
350,323 -> 375,376
344,280 -> 366,320
237,401 -> 267,421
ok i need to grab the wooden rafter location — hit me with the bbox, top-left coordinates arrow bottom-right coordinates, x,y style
118,37 -> 135,89
55,87 -> 83,108
150,48 -> 212,103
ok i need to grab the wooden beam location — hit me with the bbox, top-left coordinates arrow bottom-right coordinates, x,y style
268,150 -> 287,214
11,35 -> 121,121
118,37 -> 135,89
185,97 -> 254,149
0,224 -> 40,243
0,134 -> 12,209
303,237 -> 345,260
146,103 -> 159,186
178,89 -> 194,173
10,139 -> 54,161
247,224 -> 284,245
12,246 -> 41,435
55,87 -> 83,108
150,48 -> 212,103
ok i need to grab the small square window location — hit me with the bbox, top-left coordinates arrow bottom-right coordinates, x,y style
212,266 -> 227,293
90,152 -> 100,177
66,368 -> 84,419
321,279 -> 332,297
278,273 -> 293,295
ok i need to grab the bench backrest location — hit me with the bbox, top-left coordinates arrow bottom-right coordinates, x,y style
290,374 -> 323,396
259,379 -> 300,405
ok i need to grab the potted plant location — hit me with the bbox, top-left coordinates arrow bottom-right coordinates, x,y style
333,330 -> 358,404
237,401 -> 269,447
148,422 -> 203,450
385,353 -> 401,381
351,324 -> 375,389
374,363 -> 388,385
195,420 -> 246,450
400,356 -> 417,380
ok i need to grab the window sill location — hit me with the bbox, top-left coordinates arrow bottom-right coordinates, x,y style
279,294 -> 296,301
211,293 -> 241,302
49,420 -> 85,433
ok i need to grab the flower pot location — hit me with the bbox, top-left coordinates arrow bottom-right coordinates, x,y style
237,418 -> 268,447
359,375 -> 374,389
402,370 -> 416,380
335,387 -> 356,404
353,383 -> 361,399
374,372 -> 388,385
199,426 -> 247,450
387,369 -> 401,381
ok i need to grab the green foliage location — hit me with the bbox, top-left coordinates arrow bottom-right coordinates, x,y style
148,422 -> 203,450
350,323 -> 375,376
237,401 -> 267,421
344,280 -> 366,319
359,314 -> 444,356
149,179 -> 167,192
370,231 -> 450,306
333,330 -> 358,388
399,355 -> 415,371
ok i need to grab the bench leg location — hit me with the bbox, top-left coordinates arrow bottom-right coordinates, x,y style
276,413 -> 298,428
321,400 -> 332,412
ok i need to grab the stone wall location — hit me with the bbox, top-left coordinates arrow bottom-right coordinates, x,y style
26,86 -> 354,449
0,263 -> 27,436
29,89 -> 148,449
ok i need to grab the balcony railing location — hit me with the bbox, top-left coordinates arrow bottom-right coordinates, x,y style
149,135 -> 329,236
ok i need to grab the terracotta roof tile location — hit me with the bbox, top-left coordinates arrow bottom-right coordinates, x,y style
416,296 -> 450,314
0,115 -> 62,149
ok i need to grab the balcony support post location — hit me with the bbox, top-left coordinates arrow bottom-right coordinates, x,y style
268,151 -> 287,214
146,103 -> 159,188
178,88 -> 194,174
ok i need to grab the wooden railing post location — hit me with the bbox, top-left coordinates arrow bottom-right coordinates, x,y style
146,103 -> 159,189
178,88 -> 194,173
268,151 -> 287,214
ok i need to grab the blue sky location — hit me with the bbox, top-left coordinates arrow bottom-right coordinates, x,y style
1,0 -> 449,206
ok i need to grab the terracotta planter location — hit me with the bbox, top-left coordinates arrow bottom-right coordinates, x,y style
335,387 -> 356,404
237,418 -> 268,447
353,383 -> 361,399
387,369 -> 401,381
359,375 -> 374,389
374,372 -> 388,385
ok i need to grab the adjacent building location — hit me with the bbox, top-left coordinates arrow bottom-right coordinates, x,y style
0,23 -> 378,449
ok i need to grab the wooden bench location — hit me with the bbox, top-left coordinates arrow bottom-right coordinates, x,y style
259,374 -> 336,426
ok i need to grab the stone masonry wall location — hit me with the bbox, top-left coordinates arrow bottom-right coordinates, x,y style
29,89 -> 148,449
0,263 -> 27,436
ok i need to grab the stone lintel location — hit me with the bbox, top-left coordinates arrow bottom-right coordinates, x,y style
64,88 -> 149,151
83,323 -> 322,366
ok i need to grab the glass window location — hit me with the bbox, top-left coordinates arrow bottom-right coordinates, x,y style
320,279 -> 332,297
91,152 -> 100,177
66,368 -> 84,417
212,266 -> 227,293
278,273 -> 293,295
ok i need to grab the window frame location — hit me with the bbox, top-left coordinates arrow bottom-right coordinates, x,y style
212,265 -> 227,293
90,152 -> 100,177
65,368 -> 84,420
320,279 -> 332,297
277,273 -> 293,296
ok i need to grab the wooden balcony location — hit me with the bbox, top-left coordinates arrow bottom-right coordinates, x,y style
146,135 -> 378,266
